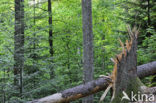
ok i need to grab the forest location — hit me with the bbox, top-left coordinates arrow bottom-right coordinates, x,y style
0,0 -> 155,103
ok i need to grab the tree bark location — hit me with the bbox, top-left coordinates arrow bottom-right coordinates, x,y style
111,27 -> 139,103
27,61 -> 156,103
14,0 -> 24,97
81,0 -> 94,102
111,27 -> 155,103
137,61 -> 156,78
28,77 -> 111,103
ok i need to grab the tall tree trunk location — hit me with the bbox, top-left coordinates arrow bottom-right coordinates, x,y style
48,0 -> 54,79
14,0 -> 24,97
33,0 -> 36,50
81,0 -> 94,103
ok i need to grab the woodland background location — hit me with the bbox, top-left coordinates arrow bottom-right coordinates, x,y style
0,0 -> 155,103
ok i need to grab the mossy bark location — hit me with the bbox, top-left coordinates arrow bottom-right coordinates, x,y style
112,78 -> 144,103
111,27 -> 146,103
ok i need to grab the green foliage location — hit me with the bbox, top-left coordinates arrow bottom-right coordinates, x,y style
0,0 -> 155,102
138,28 -> 156,64
122,0 -> 156,88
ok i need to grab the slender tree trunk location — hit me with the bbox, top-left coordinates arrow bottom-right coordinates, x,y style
32,0 -> 37,87
33,0 -> 36,50
48,0 -> 54,79
81,0 -> 94,103
14,0 -> 24,97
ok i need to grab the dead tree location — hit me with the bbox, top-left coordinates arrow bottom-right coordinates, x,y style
110,26 -> 155,103
27,63 -> 156,103
28,27 -> 156,103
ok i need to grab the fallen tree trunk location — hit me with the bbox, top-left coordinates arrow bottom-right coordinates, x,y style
28,61 -> 156,103
137,61 -> 156,78
28,77 -> 111,103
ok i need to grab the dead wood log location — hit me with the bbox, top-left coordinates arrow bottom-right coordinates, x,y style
111,26 -> 139,103
27,77 -> 111,103
110,27 -> 155,103
28,61 -> 156,103
28,27 -> 156,103
137,61 -> 156,78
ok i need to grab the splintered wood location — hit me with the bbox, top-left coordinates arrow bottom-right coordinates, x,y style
100,26 -> 139,102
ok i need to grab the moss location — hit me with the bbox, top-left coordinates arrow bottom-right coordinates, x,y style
111,77 -> 144,103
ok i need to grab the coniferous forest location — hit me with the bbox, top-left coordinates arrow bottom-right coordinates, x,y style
0,0 -> 156,103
